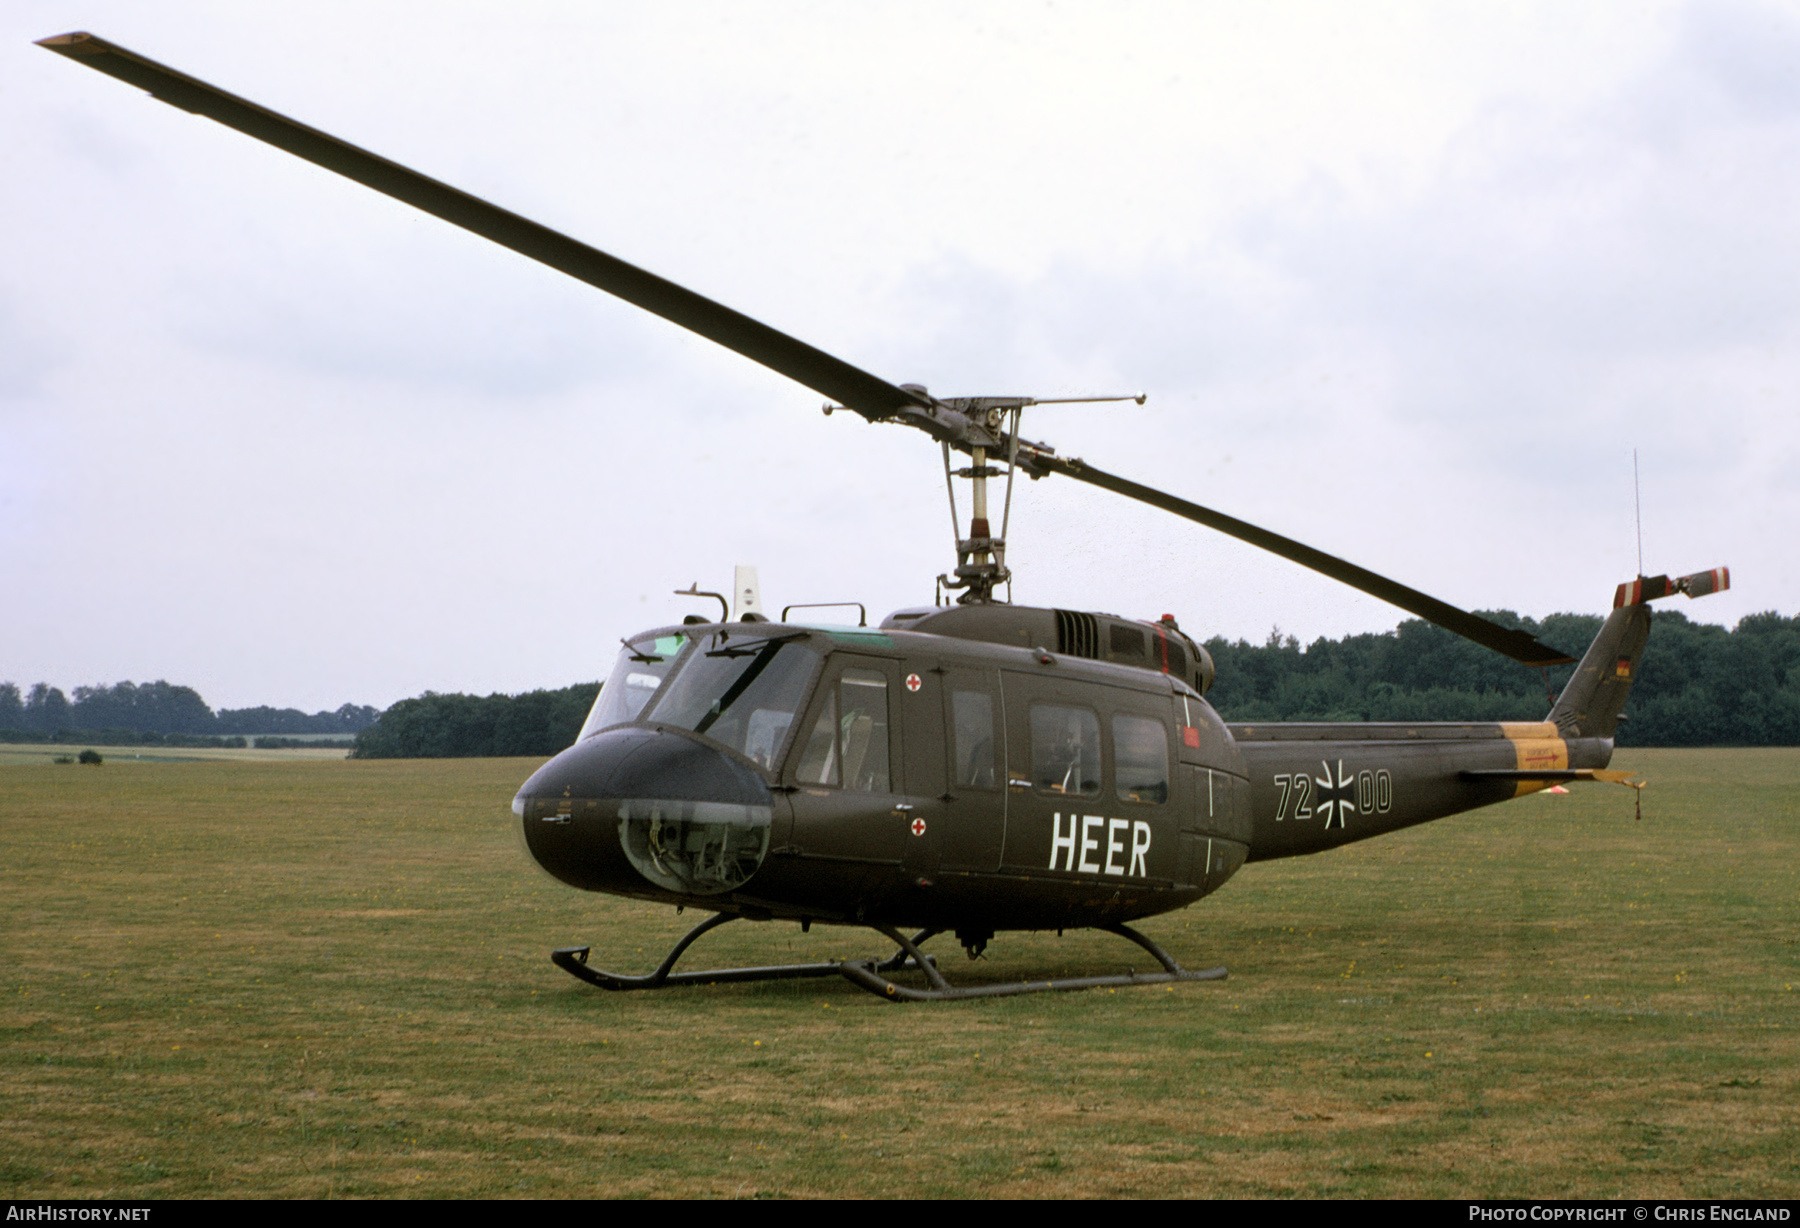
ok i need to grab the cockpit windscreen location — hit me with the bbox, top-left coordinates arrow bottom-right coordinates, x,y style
640,632 -> 820,769
578,632 -> 686,741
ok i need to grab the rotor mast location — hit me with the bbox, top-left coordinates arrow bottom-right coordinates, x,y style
941,432 -> 1010,604
929,393 -> 1147,604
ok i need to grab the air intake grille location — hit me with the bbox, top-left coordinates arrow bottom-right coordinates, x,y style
1054,610 -> 1099,659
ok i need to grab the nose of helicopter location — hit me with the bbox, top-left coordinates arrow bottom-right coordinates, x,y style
512,726 -> 776,899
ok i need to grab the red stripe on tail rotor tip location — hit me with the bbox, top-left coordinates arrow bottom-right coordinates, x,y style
1614,575 -> 1673,607
1678,566 -> 1730,599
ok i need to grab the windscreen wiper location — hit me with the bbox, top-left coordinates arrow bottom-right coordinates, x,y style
704,630 -> 809,659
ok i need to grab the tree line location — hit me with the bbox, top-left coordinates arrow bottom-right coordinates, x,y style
349,684 -> 598,758
14,608 -> 1791,759
345,608 -> 1795,757
1202,608 -> 1800,746
0,679 -> 379,738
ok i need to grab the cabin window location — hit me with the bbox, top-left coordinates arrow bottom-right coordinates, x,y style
952,689 -> 997,789
795,667 -> 891,792
1030,704 -> 1101,797
1112,713 -> 1169,804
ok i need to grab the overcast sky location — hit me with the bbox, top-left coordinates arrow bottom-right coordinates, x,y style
3,2 -> 1794,713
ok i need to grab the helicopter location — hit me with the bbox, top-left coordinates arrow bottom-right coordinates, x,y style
42,32 -> 1731,1002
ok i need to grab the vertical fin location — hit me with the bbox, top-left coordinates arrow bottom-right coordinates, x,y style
1548,603 -> 1653,739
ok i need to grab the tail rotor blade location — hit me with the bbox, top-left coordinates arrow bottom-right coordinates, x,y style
1614,567 -> 1730,607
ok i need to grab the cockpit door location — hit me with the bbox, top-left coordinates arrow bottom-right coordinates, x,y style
782,654 -> 909,867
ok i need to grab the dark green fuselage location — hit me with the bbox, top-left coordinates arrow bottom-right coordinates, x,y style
515,602 -> 1645,935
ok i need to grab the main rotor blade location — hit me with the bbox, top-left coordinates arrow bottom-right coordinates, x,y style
42,30 -> 1584,668
38,32 -> 925,422
1040,454 -> 1577,667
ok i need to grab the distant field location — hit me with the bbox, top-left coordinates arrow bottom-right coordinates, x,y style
2,748 -> 1795,1198
0,742 -> 350,767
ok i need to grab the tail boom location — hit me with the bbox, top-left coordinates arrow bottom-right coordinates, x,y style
1232,720 -> 1618,862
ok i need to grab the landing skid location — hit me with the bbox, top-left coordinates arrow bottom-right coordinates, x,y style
551,912 -> 1226,1002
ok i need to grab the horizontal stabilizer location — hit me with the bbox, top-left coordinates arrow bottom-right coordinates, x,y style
1461,768 -> 1643,788
1614,567 -> 1730,608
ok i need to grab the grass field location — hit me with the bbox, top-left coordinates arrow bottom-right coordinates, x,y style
2,747 -> 1795,1198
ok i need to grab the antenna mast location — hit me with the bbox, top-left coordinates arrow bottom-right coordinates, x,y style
1633,448 -> 1644,577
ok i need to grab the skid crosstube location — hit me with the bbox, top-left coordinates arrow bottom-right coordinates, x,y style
551,912 -> 1225,1002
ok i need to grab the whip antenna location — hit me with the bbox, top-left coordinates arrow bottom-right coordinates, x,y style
1634,448 -> 1644,577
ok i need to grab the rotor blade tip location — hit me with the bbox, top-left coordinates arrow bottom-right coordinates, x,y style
36,32 -> 96,49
